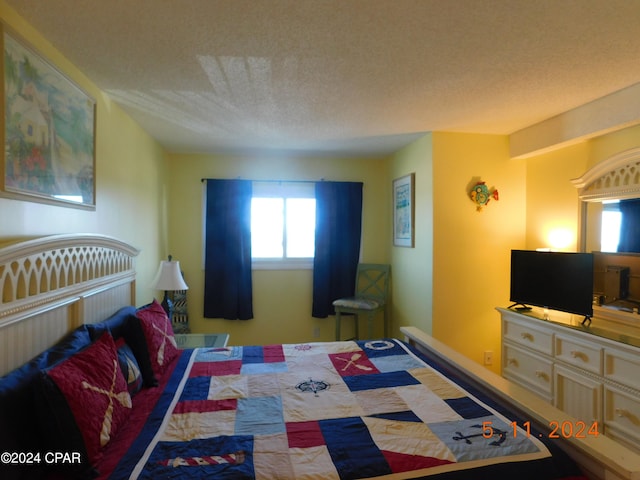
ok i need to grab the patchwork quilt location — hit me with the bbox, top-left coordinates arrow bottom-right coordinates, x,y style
109,339 -> 583,479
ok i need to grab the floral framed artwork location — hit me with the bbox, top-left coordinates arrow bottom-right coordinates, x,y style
2,25 -> 96,210
393,173 -> 415,247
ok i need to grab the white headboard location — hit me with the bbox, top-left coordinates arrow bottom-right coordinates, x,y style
0,234 -> 140,376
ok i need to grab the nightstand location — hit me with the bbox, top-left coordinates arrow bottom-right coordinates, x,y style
174,333 -> 229,349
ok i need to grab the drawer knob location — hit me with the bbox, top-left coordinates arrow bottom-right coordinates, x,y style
569,350 -> 587,361
615,408 -> 639,425
507,358 -> 518,366
615,408 -> 629,418
534,370 -> 546,379
520,332 -> 533,341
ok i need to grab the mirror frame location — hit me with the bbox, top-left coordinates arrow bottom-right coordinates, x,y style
572,147 -> 640,252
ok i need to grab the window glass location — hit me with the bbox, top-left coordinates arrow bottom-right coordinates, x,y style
285,198 -> 316,257
251,197 -> 284,258
250,182 -> 315,265
601,201 -> 621,252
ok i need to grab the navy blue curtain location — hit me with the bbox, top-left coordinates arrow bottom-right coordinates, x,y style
312,181 -> 363,318
203,179 -> 254,320
618,198 -> 640,253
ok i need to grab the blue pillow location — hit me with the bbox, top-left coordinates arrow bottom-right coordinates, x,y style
86,305 -> 137,341
116,338 -> 143,395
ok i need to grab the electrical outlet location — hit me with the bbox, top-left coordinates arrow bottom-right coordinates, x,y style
313,327 -> 320,338
483,351 -> 493,366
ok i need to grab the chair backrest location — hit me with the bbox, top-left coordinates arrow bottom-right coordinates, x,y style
354,264 -> 390,303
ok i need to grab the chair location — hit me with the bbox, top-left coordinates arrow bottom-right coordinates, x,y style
333,264 -> 391,340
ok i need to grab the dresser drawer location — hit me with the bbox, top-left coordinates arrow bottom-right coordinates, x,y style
604,385 -> 640,452
604,347 -> 640,391
502,342 -> 553,400
555,334 -> 602,375
502,318 -> 553,355
554,365 -> 602,424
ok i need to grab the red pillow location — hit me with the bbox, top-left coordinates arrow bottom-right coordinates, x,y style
135,299 -> 179,377
44,332 -> 131,465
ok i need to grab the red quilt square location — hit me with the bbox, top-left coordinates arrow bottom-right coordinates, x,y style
174,398 -> 237,414
329,351 -> 379,377
286,421 -> 325,448
382,450 -> 453,473
263,344 -> 285,363
190,360 -> 242,377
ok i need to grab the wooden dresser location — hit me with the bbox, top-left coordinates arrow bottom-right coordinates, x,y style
498,306 -> 640,453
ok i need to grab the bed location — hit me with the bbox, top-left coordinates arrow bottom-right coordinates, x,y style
0,235 -> 638,480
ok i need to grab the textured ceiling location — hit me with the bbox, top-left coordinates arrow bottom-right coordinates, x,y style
7,0 -> 640,156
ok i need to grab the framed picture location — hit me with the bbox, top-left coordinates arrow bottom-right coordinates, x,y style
393,173 -> 415,247
2,25 -> 96,210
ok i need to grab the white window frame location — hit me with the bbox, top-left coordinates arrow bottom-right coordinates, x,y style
251,182 -> 316,270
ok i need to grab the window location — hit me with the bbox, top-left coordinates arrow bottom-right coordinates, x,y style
601,200 -> 621,252
251,182 -> 316,269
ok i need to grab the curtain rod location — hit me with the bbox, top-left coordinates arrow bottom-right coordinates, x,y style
201,178 -> 324,183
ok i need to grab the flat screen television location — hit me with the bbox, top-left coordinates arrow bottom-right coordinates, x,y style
509,250 -> 594,320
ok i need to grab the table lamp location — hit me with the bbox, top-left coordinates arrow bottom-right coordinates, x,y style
151,255 -> 189,318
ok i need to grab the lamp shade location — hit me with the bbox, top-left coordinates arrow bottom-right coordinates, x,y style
151,259 -> 188,291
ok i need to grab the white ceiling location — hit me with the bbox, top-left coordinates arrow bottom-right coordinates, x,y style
7,0 -> 640,157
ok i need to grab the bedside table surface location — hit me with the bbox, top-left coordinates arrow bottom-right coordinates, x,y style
174,333 -> 229,349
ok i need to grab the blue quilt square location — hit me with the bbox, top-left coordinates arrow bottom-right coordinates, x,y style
428,416 -> 540,462
445,396 -> 492,419
368,410 -> 423,423
320,416 -> 391,479
179,376 -> 211,401
240,362 -> 288,375
369,354 -> 425,373
242,346 -> 264,364
235,396 -> 285,435
342,370 -> 420,392
141,435 -> 254,480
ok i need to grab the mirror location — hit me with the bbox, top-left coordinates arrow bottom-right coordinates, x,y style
584,199 -> 640,254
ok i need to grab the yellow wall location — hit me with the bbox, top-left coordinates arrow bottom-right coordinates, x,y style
1,2 -> 169,303
388,134 -> 434,336
166,152 -> 390,345
431,132 -> 526,373
524,143 -> 588,251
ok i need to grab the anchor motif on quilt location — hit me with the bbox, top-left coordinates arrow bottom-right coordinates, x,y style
151,321 -> 178,366
158,450 -> 245,467
452,424 -> 507,446
82,359 -> 132,446
296,378 -> 330,397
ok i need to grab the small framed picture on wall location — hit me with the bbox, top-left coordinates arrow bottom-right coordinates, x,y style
393,173 -> 415,247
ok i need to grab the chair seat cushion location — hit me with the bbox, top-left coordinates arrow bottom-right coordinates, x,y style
333,297 -> 381,310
